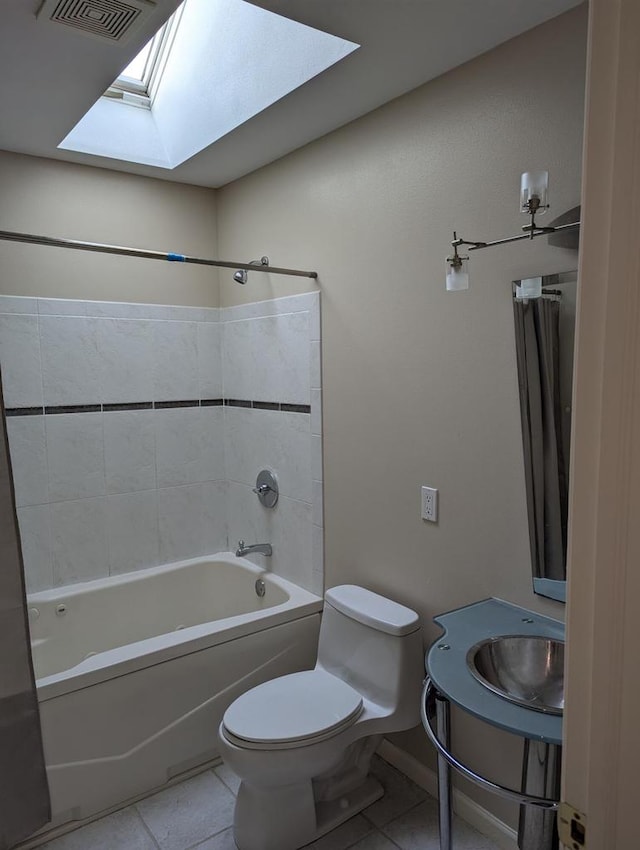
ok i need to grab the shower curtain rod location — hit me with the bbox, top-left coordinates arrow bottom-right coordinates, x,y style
0,229 -> 318,279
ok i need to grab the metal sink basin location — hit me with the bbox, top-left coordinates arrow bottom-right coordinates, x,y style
466,635 -> 564,715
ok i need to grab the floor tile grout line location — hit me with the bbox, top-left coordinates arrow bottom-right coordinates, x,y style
183,822 -> 234,850
132,805 -> 163,850
360,793 -> 429,831
370,786 -> 433,840
213,773 -> 239,798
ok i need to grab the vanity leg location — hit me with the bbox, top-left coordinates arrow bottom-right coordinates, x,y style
435,692 -> 453,850
518,739 -> 561,850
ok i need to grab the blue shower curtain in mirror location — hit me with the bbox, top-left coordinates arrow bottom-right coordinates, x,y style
513,297 -> 567,581
0,372 -> 50,848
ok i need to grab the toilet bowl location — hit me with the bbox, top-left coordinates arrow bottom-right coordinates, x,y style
218,584 -> 424,850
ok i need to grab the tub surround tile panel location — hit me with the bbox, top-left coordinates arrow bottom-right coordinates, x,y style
221,292 -> 317,323
197,322 -> 223,399
252,312 -> 310,404
104,410 -> 157,494
40,316 -> 102,406
0,295 -> 38,315
152,321 -> 199,402
312,478 -> 324,528
38,298 -> 89,317
222,312 -> 310,405
311,388 -> 322,436
0,313 -> 43,407
46,413 -> 106,502
310,340 -> 322,389
200,407 -> 226,482
6,415 -> 48,506
311,434 -> 324,482
0,294 -> 322,594
155,407 -> 224,488
226,480 -> 313,592
97,319 -> 155,404
200,480 -> 229,559
106,491 -> 160,575
312,523 -> 324,596
158,482 -> 227,564
50,497 -> 109,586
224,406 -> 311,503
16,504 -> 52,592
220,319 -> 252,400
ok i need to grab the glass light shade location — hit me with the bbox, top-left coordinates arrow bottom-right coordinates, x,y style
515,277 -> 543,300
446,257 -> 469,291
520,171 -> 549,214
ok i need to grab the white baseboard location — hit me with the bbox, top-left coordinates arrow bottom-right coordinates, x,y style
377,739 -> 519,850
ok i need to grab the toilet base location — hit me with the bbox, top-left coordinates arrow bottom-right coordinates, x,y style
315,774 -> 383,839
233,775 -> 383,850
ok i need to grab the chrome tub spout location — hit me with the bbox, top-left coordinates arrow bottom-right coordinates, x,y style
236,540 -> 272,557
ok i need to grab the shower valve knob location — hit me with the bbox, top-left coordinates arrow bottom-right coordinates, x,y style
253,470 -> 279,508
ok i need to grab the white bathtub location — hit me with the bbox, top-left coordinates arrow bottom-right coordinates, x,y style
28,555 -> 322,831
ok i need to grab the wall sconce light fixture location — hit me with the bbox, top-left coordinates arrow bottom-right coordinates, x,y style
445,171 -> 580,291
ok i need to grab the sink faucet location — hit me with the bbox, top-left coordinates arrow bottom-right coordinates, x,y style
236,540 -> 273,557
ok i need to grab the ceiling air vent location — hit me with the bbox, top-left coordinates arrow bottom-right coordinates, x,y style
37,0 -> 156,43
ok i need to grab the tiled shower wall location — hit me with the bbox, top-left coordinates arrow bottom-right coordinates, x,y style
0,292 -> 322,596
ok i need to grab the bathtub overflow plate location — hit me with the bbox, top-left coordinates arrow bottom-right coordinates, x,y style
255,578 -> 266,598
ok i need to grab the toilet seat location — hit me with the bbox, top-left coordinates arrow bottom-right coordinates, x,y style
222,669 -> 363,750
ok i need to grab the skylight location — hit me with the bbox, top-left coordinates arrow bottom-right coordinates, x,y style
60,0 -> 359,170
105,3 -> 184,106
121,40 -> 153,82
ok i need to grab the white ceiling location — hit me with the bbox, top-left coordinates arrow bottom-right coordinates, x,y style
0,0 -> 583,188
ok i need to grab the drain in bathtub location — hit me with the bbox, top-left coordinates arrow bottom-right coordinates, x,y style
255,579 -> 266,598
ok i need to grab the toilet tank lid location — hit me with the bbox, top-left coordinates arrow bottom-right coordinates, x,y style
324,585 -> 421,636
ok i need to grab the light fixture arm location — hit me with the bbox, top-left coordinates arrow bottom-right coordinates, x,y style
445,170 -> 580,292
465,220 -> 580,252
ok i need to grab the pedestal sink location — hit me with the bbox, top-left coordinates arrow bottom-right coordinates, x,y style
423,599 -> 566,850
466,635 -> 564,715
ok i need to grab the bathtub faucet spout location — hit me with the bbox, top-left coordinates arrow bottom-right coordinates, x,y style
236,540 -> 273,557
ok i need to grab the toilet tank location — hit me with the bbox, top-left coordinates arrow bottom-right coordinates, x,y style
317,585 -> 424,729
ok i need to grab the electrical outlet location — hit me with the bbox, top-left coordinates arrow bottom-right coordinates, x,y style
421,486 -> 438,522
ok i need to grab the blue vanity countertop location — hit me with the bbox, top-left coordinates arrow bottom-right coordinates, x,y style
426,597 -> 564,745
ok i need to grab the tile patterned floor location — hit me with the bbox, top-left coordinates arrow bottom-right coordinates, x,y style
40,755 -> 499,850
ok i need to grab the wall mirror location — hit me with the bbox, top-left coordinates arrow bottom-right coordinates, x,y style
512,270 -> 578,602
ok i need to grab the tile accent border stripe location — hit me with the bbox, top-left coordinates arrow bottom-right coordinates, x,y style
45,404 -> 101,415
5,407 -> 44,417
103,402 -> 153,412
3,398 -> 310,416
154,400 -> 200,409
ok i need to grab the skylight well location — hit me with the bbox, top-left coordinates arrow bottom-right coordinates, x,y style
60,0 -> 359,170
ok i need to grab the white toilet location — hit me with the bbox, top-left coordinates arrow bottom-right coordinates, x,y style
217,584 -> 424,850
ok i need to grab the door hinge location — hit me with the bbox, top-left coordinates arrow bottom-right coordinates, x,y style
558,801 -> 587,848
